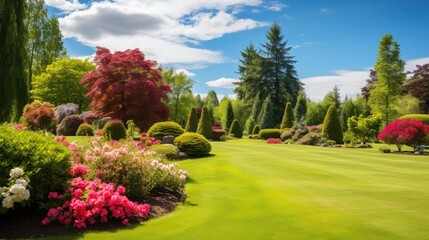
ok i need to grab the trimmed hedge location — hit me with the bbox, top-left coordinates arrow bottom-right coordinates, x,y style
322,106 -> 343,144
76,123 -> 94,136
174,132 -> 211,157
150,144 -> 180,160
185,107 -> 198,132
103,120 -> 126,140
0,126 -> 71,203
280,102 -> 294,129
148,121 -> 184,140
259,129 -> 281,139
229,119 -> 243,138
197,106 -> 213,139
252,125 -> 261,135
399,114 -> 429,125
57,115 -> 84,136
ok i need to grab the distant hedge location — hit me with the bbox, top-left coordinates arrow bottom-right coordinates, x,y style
259,129 -> 281,139
399,114 -> 429,125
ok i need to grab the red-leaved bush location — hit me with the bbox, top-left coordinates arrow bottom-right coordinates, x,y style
81,47 -> 171,131
22,101 -> 56,130
378,119 -> 429,152
267,138 -> 282,144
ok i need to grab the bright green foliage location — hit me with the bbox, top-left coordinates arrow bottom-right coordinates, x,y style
31,58 -> 95,112
252,125 -> 261,135
225,100 -> 234,131
394,95 -> 421,116
195,94 -> 204,108
232,99 -> 250,129
174,132 -> 211,157
76,123 -> 94,136
294,91 -> 307,120
399,114 -> 429,125
185,107 -> 198,132
0,0 -> 28,122
327,85 -> 341,109
0,126 -> 71,203
322,105 -> 343,143
229,119 -> 243,138
259,129 -> 281,139
150,144 -> 180,160
347,114 -> 383,143
204,90 -> 220,107
147,121 -> 184,140
369,34 -> 406,126
340,97 -> 357,131
245,117 -> 256,135
103,120 -> 126,141
280,102 -> 294,129
126,120 -> 137,139
197,107 -> 213,139
57,115 -> 84,136
258,95 -> 275,129
306,100 -> 329,126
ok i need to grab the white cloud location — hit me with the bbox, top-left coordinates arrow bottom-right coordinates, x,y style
45,0 -> 86,12
320,8 -> 332,15
55,0 -> 267,66
206,77 -> 239,88
174,69 -> 196,77
301,57 -> 429,102
266,2 -> 288,12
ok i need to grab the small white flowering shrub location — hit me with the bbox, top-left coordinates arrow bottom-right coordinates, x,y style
0,167 -> 31,213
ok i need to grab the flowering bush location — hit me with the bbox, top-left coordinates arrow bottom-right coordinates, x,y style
42,178 -> 149,228
22,101 -> 56,131
1,168 -> 31,212
378,119 -> 429,152
141,132 -> 161,146
267,138 -> 282,144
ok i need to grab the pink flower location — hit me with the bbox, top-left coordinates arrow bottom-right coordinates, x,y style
122,219 -> 129,225
41,217 -> 51,225
48,192 -> 59,199
47,208 -> 60,218
72,189 -> 83,199
117,186 -> 126,195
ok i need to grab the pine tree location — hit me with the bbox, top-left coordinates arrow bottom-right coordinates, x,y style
185,107 -> 198,132
225,100 -> 234,131
294,90 -> 307,120
197,106 -> 213,139
280,102 -> 294,129
258,95 -> 275,129
322,105 -> 343,144
229,119 -> 243,138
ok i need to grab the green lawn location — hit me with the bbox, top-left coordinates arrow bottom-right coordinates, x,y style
50,139 -> 429,240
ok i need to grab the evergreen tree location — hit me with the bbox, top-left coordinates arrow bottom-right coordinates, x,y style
258,95 -> 275,129
0,0 -> 28,121
340,97 -> 356,131
280,102 -> 294,129
204,90 -> 219,107
294,90 -> 307,120
197,106 -> 213,139
250,93 -> 263,121
322,105 -> 343,144
328,85 -> 341,109
229,119 -> 243,138
225,100 -> 234,131
195,94 -> 204,108
245,117 -> 255,135
185,107 -> 198,132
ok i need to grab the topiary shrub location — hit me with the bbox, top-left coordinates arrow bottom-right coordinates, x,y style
322,105 -> 343,144
98,117 -> 111,129
229,119 -> 243,138
252,125 -> 261,135
399,114 -> 429,125
0,126 -> 71,204
259,129 -> 281,139
174,132 -> 211,157
103,120 -> 126,140
76,123 -> 94,136
185,107 -> 198,132
197,106 -> 213,139
280,102 -> 294,129
57,115 -> 84,136
150,144 -> 180,160
55,103 -> 79,124
22,101 -> 56,131
148,121 -> 184,140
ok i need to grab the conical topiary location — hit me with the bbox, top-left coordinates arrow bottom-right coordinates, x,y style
322,105 -> 343,144
185,107 -> 198,132
245,116 -> 255,135
229,119 -> 243,138
280,102 -> 294,129
252,125 -> 260,135
197,106 -> 213,139
258,95 -> 275,129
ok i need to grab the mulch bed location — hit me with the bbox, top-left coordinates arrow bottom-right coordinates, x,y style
0,189 -> 185,239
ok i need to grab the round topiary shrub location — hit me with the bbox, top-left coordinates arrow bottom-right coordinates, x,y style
185,107 -> 198,132
174,132 -> 211,157
252,125 -> 261,135
103,120 -> 126,140
57,115 -> 84,136
147,121 -> 185,140
229,119 -> 243,138
197,107 -> 213,139
259,129 -> 281,139
322,105 -> 343,144
150,144 -> 180,160
76,123 -> 94,136
98,117 -> 111,129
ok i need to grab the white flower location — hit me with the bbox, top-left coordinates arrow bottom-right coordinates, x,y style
0,187 -> 7,194
9,184 -> 26,195
15,178 -> 28,187
24,175 -> 30,183
9,167 -> 24,178
2,195 -> 14,208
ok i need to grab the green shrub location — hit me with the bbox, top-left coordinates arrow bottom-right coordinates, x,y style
280,129 -> 294,140
322,105 -> 343,144
103,120 -> 126,140
185,107 -> 198,132
150,144 -> 180,160
399,114 -> 429,125
229,119 -> 243,138
378,146 -> 391,153
197,107 -> 213,139
280,102 -> 294,129
57,115 -> 84,136
252,125 -> 261,135
245,117 -> 255,136
126,120 -> 138,139
0,126 -> 71,203
76,123 -> 94,136
148,121 -> 184,140
259,129 -> 281,139
174,132 -> 211,157
98,117 -> 111,129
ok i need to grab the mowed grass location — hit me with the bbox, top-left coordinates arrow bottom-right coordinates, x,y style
52,139 -> 429,240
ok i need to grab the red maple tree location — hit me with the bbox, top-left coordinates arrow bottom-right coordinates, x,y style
378,119 -> 429,152
81,47 -> 171,130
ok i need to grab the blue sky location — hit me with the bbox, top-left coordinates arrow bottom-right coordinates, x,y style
45,0 -> 429,101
